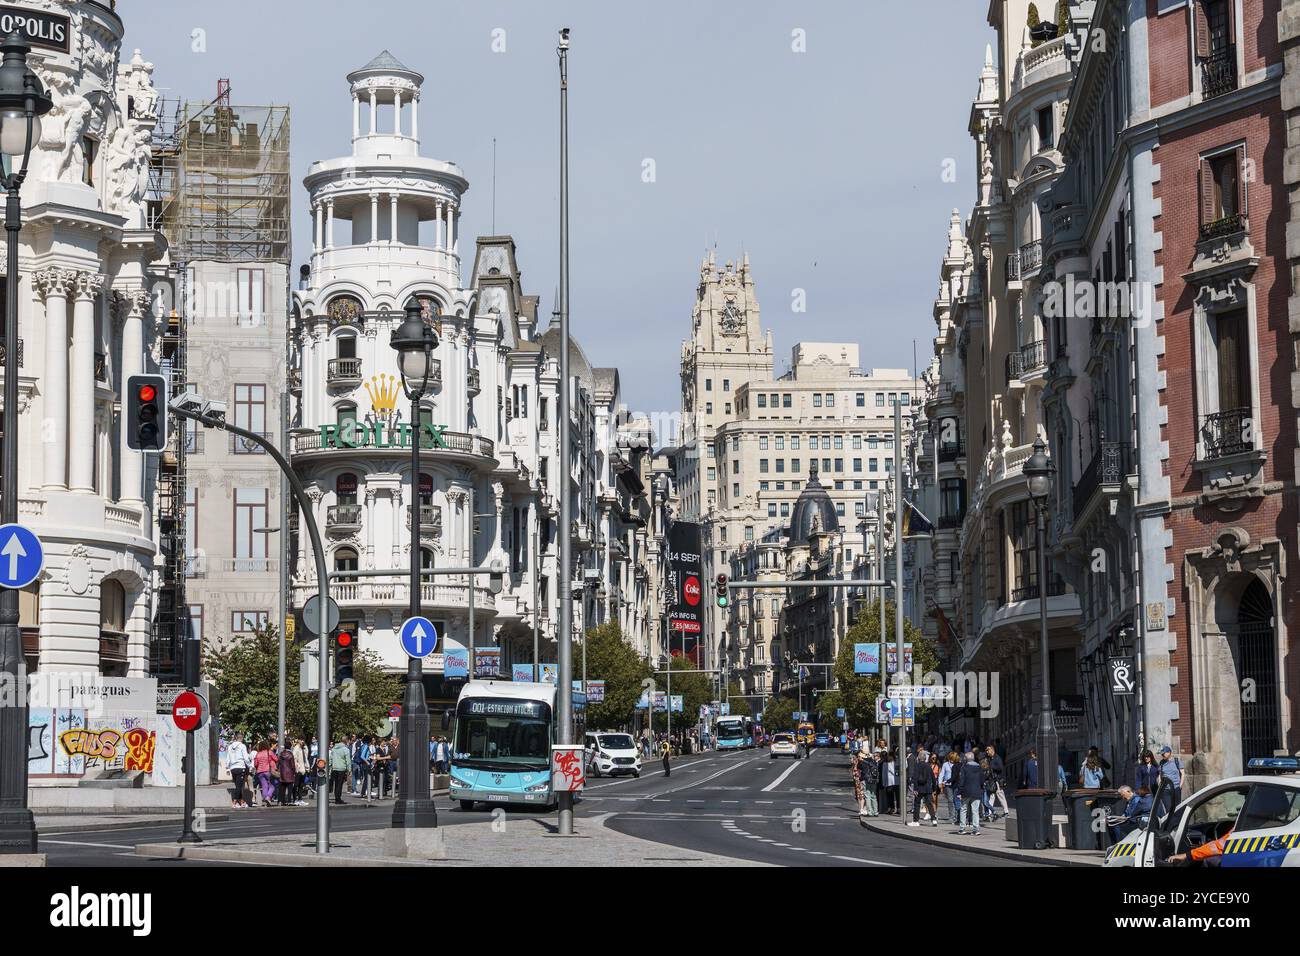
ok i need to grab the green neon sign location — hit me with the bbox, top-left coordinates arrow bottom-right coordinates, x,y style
318,421 -> 450,451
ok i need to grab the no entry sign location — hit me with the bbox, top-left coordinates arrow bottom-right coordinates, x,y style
171,691 -> 209,732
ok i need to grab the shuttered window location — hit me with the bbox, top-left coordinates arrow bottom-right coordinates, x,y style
1215,309 -> 1250,412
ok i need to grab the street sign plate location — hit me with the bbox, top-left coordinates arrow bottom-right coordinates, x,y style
399,616 -> 438,659
1109,657 -> 1136,695
172,690 -> 208,732
388,704 -> 402,719
0,523 -> 44,589
886,685 -> 953,701
301,594 -> 340,635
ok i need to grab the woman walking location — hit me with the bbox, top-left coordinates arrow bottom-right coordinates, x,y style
1080,752 -> 1105,789
1135,749 -> 1159,795
252,740 -> 276,807
278,741 -> 297,806
225,733 -> 251,809
660,737 -> 672,778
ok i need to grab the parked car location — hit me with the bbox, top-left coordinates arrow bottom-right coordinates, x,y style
584,731 -> 642,778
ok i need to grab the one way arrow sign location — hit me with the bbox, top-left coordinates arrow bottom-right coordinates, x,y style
0,523 -> 43,589
399,615 -> 438,659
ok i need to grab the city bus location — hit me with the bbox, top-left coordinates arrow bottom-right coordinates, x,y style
448,680 -> 586,811
715,714 -> 755,750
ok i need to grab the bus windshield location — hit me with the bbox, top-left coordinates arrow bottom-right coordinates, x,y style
717,722 -> 747,739
454,698 -> 552,771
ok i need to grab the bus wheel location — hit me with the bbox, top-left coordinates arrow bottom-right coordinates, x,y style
459,800 -> 475,811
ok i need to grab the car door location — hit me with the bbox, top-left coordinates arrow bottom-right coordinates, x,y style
1217,783 -> 1300,867
1171,784 -> 1250,859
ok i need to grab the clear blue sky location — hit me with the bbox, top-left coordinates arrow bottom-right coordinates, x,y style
120,0 -> 991,415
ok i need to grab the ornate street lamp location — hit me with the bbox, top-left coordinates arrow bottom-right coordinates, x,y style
1023,437 -> 1060,803
389,301 -> 439,833
0,33 -> 51,857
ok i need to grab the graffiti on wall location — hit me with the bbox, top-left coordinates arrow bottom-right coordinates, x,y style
56,721 -> 157,774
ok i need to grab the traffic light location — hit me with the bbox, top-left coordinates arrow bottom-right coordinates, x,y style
125,374 -> 167,452
715,573 -> 729,608
333,627 -> 355,685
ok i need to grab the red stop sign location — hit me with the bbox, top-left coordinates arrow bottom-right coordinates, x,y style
172,691 -> 208,732
683,575 -> 701,606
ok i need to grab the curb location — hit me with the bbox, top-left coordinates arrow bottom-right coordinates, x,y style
859,817 -> 1101,867
134,842 -> 434,867
37,814 -> 230,832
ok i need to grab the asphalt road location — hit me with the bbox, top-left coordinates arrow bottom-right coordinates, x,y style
36,747 -> 1032,866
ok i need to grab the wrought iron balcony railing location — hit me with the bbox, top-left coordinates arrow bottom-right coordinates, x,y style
467,367 -> 481,396
327,357 -> 363,387
938,441 -> 965,464
1010,576 -> 1066,603
1199,211 -> 1246,243
1072,440 -> 1129,520
1019,239 -> 1043,276
1201,406 -> 1252,460
327,503 -> 363,531
230,432 -> 272,455
1202,47 -> 1238,100
1019,339 -> 1048,375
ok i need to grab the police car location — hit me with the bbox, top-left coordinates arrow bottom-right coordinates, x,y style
1104,757 -> 1300,867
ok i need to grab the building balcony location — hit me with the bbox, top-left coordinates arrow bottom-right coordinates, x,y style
1018,339 -> 1048,378
1200,406 -> 1252,461
1019,240 -> 1043,279
301,578 -> 497,616
327,357 -> 363,388
94,351 -> 108,383
289,426 -> 496,467
0,338 -> 23,369
1005,251 -> 1022,284
1198,211 -> 1246,244
938,512 -> 965,531
230,432 -> 272,455
1072,440 -> 1129,522
182,429 -> 204,455
1201,47 -> 1238,100
407,504 -> 442,539
1010,577 -> 1067,604
466,367 -> 481,396
938,440 -> 965,464
326,503 -> 363,534
219,558 -> 278,574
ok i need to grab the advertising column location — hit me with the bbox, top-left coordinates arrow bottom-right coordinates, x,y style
665,521 -> 703,664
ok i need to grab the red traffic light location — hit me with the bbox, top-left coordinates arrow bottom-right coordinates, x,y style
716,574 -> 727,586
137,383 -> 157,402
337,631 -> 353,647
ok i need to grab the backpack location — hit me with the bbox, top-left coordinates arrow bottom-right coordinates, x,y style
861,759 -> 880,787
982,767 -> 998,794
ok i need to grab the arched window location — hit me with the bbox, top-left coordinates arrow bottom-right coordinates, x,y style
420,548 -> 435,571
336,403 -> 358,444
336,473 -> 358,505
334,547 -> 358,582
418,472 -> 433,506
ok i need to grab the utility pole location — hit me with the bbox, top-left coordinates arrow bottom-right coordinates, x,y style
894,401 -> 907,818
555,26 -> 574,836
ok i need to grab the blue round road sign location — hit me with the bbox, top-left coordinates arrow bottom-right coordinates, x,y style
398,616 -> 438,659
0,523 -> 44,589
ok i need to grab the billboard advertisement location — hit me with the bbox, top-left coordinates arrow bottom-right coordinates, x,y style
666,520 -> 704,663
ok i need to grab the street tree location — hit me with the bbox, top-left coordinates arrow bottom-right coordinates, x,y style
205,624 -> 402,743
760,696 -> 797,733
724,682 -> 751,716
582,621 -> 651,729
832,599 -> 939,729
651,653 -> 711,733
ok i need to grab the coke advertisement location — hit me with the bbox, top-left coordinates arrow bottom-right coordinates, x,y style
665,521 -> 704,663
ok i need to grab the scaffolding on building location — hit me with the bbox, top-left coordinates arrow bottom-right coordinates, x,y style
146,80 -> 291,680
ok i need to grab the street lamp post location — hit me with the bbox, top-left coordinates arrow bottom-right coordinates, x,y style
390,302 -> 440,836
1024,438 -> 1059,801
556,26 -> 575,837
0,33 -> 50,857
254,525 -> 284,744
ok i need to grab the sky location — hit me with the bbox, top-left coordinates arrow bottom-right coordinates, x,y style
118,0 -> 992,416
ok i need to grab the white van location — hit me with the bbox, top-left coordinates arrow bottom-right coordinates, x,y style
584,731 -> 642,778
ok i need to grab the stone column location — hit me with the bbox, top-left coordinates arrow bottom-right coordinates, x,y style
411,96 -> 418,141
369,90 -> 377,134
126,581 -> 151,677
37,268 -> 74,490
117,289 -> 150,504
325,199 -> 335,249
314,200 -> 323,253
352,93 -> 359,140
369,192 -> 379,244
448,204 -> 456,257
394,91 -> 402,135
390,193 -> 399,244
70,272 -> 104,492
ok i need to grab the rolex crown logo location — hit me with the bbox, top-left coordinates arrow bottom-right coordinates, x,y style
365,374 -> 399,417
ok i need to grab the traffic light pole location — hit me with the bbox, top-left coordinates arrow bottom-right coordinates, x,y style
171,406 -> 333,853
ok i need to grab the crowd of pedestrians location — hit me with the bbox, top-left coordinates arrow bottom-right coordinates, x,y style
225,731 -> 403,808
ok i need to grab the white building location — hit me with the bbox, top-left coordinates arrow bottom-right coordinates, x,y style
288,52 -> 651,710
8,3 -> 165,679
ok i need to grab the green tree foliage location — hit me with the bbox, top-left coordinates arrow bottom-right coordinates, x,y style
582,621 -> 651,729
760,696 -> 797,733
832,599 -> 939,730
725,682 -> 751,717
1056,0 -> 1070,38
1027,2 -> 1043,46
815,689 -> 844,726
205,625 -> 402,743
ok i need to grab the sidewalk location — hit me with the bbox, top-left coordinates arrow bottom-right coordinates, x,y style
860,810 -> 1104,867
135,812 -> 769,867
29,780 -> 448,813
36,813 -> 230,832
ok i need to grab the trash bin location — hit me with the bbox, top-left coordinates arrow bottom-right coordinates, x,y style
1064,788 -> 1121,850
1014,789 -> 1053,849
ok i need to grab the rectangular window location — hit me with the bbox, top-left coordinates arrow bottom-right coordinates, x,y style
706,402 -> 713,415
813,394 -> 822,407
783,394 -> 792,408
870,458 -> 878,472
236,268 -> 265,327
875,393 -> 885,407
744,526 -> 754,541
822,458 -> 832,473
233,488 -> 269,562
900,393 -> 910,406
732,460 -> 740,475
759,459 -> 769,473
233,384 -> 267,451
723,379 -> 731,392
776,459 -> 785,473
834,458 -> 843,471
776,481 -> 785,491
725,402 -> 732,415
855,502 -> 866,517
732,483 -> 740,497
759,481 -> 769,491
187,605 -> 204,644
759,436 -> 769,450
884,459 -> 892,473
775,436 -> 785,450
834,436 -> 843,449
1214,308 -> 1251,412
707,467 -> 717,481
836,502 -> 845,517
827,393 -> 835,407
1200,145 -> 1245,232
705,378 -> 712,391
791,459 -> 800,472
757,393 -> 767,408
768,503 -> 777,517
853,458 -> 863,472
852,435 -> 862,449
1036,105 -> 1054,151
231,610 -> 269,634
856,392 -> 865,407
791,436 -> 800,450
780,502 -> 790,517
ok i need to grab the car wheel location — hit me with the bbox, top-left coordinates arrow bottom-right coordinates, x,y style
633,770 -> 641,778
590,765 -> 601,778
459,800 -> 475,811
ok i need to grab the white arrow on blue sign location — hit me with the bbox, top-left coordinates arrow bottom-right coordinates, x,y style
398,616 -> 438,659
0,524 -> 43,589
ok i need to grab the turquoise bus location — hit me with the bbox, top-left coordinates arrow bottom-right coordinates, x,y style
449,680 -> 585,810
715,714 -> 755,750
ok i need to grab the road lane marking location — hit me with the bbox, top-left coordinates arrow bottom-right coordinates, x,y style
660,751 -> 766,796
761,758 -> 805,793
41,839 -> 136,850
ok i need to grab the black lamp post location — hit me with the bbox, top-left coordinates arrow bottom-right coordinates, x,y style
390,301 -> 439,831
0,33 -> 51,856
1023,437 -> 1059,800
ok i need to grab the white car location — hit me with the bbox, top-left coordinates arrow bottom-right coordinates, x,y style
584,732 -> 641,778
770,733 -> 799,759
1104,757 -> 1300,867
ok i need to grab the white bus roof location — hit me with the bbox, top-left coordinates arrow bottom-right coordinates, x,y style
716,714 -> 750,721
456,680 -> 557,705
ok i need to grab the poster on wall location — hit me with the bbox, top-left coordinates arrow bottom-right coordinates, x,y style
665,521 -> 704,663
585,680 -> 605,703
539,664 -> 558,685
512,663 -> 535,682
443,638 -> 468,679
854,643 -> 881,674
474,648 -> 501,678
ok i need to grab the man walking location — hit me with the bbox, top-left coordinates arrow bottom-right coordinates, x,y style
859,749 -> 881,817
956,750 -> 984,835
909,745 -> 936,827
1157,746 -> 1184,818
984,744 -> 1009,821
328,737 -> 350,805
